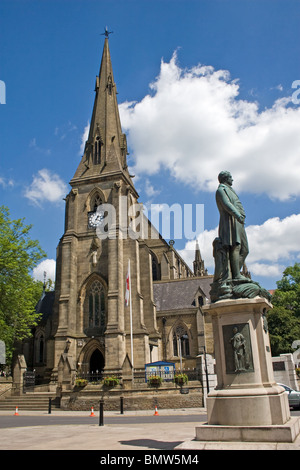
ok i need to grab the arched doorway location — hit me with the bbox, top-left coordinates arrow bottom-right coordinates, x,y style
89,349 -> 104,375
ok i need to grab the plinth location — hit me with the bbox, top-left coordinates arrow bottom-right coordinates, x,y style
196,297 -> 300,443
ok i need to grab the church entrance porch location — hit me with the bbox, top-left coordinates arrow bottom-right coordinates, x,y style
89,349 -> 104,376
78,340 -> 105,382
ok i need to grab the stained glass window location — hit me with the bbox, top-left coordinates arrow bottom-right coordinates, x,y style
88,280 -> 106,329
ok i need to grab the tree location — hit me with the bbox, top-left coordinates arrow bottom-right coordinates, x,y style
272,263 -> 300,317
0,206 -> 46,366
267,263 -> 300,356
267,306 -> 300,357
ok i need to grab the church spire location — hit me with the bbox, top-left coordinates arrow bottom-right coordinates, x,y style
72,36 -> 129,181
193,240 -> 207,276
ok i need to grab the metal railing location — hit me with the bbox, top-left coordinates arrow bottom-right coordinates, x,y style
79,371 -> 103,382
134,368 -> 202,383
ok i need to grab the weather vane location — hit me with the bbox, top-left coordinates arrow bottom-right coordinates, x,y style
101,26 -> 113,38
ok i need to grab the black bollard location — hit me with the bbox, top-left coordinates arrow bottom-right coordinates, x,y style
48,398 -> 52,414
120,396 -> 124,414
99,399 -> 104,426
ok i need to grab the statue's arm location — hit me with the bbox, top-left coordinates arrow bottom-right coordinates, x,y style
216,187 -> 244,223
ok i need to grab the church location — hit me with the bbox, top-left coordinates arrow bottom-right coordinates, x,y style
22,36 -> 214,391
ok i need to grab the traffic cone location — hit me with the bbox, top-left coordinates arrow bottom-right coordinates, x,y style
154,405 -> 159,416
90,406 -> 95,417
14,406 -> 19,416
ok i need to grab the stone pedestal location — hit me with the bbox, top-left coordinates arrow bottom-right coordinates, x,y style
12,354 -> 27,396
196,297 -> 300,443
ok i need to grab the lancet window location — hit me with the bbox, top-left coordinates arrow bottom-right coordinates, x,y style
94,136 -> 102,165
172,325 -> 190,357
91,193 -> 102,212
88,280 -> 106,330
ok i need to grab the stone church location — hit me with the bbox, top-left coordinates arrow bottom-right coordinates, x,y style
22,37 -> 214,388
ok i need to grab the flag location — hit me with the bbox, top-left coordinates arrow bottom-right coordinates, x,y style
125,260 -> 130,307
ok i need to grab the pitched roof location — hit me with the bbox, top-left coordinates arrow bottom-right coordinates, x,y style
35,291 -> 55,325
153,276 -> 212,311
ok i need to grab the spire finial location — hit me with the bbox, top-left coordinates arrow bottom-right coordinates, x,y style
101,26 -> 113,38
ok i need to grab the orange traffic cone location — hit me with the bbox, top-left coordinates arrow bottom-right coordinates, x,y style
14,406 -> 19,416
90,406 -> 95,417
154,405 -> 159,416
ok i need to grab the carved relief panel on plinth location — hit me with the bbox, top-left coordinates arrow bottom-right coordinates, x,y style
222,323 -> 254,374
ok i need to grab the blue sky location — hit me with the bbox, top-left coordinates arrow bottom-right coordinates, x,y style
0,0 -> 300,290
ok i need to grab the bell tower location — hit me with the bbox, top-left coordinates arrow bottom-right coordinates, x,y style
50,36 -> 158,383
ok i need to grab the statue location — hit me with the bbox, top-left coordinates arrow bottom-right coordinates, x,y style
210,171 -> 271,302
230,326 -> 248,372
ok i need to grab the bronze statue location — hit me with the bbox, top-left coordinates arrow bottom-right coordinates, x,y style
215,171 -> 249,280
210,171 -> 271,303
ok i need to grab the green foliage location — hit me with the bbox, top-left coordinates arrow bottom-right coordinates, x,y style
0,206 -> 46,365
267,263 -> 300,356
74,378 -> 88,387
102,376 -> 120,387
267,306 -> 300,356
272,263 -> 300,317
147,375 -> 162,387
174,373 -> 188,385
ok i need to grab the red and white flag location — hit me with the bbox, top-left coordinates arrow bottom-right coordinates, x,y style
125,260 -> 130,307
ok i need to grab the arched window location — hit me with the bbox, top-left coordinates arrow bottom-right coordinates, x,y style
94,136 -> 101,165
173,325 -> 190,357
91,193 -> 102,212
35,332 -> 45,364
88,280 -> 106,331
151,252 -> 161,281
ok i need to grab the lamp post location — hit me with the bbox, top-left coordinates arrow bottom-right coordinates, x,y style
176,329 -> 188,372
197,346 -> 209,397
202,346 -> 209,394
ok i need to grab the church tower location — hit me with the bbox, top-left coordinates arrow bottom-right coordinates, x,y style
49,36 -> 160,382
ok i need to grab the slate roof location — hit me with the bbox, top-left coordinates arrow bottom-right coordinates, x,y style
153,276 -> 213,312
35,291 -> 55,325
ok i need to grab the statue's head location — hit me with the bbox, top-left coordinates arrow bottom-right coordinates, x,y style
218,171 -> 233,185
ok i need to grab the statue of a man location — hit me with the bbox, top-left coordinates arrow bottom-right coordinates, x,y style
216,171 -> 249,280
230,326 -> 247,372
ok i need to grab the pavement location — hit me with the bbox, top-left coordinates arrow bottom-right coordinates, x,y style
0,408 -> 300,452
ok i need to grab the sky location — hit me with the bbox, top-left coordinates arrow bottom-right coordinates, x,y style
0,0 -> 300,291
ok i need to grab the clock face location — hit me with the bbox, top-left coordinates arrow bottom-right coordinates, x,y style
88,210 -> 104,228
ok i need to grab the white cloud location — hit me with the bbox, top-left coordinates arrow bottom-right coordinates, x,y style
0,176 -> 14,188
32,259 -> 56,283
29,137 -> 51,155
24,169 -> 68,207
79,121 -> 90,155
247,263 -> 285,278
178,213 -> 300,278
144,179 -> 161,198
119,52 -> 300,201
245,214 -> 300,263
54,121 -> 78,141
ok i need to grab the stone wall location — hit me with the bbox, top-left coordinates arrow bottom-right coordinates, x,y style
0,377 -> 13,397
60,382 -> 203,411
272,353 -> 299,390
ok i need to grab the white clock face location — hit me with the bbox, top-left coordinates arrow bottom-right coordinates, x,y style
88,210 -> 104,228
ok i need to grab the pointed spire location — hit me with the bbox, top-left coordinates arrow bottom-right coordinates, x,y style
72,37 -> 129,181
193,240 -> 206,276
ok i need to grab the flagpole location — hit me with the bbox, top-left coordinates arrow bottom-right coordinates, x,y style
128,259 -> 134,382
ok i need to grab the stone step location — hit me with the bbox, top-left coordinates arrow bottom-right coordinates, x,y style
0,395 -> 60,410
